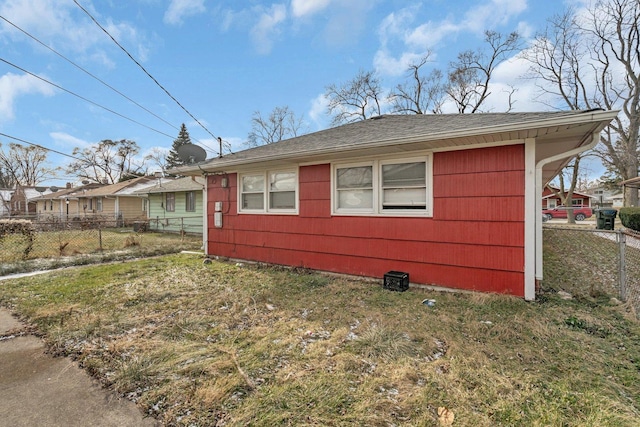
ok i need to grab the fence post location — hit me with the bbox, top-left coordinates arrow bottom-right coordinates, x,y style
617,230 -> 627,301
98,222 -> 103,252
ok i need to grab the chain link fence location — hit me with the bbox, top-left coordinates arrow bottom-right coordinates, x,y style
542,225 -> 640,318
0,218 -> 203,276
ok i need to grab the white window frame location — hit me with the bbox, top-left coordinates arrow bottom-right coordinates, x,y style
238,169 -> 298,214
96,197 -> 103,212
332,155 -> 433,217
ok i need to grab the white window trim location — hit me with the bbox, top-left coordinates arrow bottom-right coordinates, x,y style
332,155 -> 433,217
238,168 -> 299,215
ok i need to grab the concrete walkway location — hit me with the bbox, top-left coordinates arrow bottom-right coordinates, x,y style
0,308 -> 158,427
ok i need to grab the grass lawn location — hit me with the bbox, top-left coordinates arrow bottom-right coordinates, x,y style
0,230 -> 203,276
1,253 -> 639,426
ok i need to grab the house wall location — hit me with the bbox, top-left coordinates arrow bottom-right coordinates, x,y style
147,191 -> 203,234
541,188 -> 591,208
117,197 -> 147,223
206,145 -> 526,296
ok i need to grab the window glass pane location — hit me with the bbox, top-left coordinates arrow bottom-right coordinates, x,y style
382,162 -> 425,187
338,189 -> 373,209
270,191 -> 295,209
383,188 -> 426,208
186,191 -> 195,211
242,193 -> 264,210
166,193 -> 175,211
242,175 -> 264,192
337,166 -> 372,189
270,172 -> 295,191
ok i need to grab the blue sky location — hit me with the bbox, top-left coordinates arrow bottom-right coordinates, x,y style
0,0 -> 594,185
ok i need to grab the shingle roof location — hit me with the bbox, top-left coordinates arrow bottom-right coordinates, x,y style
134,176 -> 204,194
175,110 -> 617,175
82,176 -> 157,197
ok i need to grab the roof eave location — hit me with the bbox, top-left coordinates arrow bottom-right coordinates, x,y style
175,110 -> 619,175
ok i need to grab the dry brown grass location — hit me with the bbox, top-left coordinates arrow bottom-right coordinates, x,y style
1,254 -> 639,426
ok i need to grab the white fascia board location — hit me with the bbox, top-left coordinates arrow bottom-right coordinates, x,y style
178,110 -> 619,175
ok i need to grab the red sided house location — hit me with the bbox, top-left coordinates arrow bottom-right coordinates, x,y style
542,186 -> 593,209
176,111 -> 616,300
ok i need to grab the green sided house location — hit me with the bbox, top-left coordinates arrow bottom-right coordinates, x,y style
135,176 -> 205,235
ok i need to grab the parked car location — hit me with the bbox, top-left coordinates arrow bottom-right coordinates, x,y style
542,206 -> 593,221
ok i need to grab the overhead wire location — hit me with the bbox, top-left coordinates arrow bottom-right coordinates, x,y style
0,132 -> 84,162
0,57 -> 176,140
72,0 -> 227,156
0,15 -> 180,134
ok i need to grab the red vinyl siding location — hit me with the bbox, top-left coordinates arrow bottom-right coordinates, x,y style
207,145 -> 526,296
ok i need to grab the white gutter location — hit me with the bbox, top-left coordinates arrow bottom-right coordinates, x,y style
176,110 -> 618,175
533,132 -> 601,292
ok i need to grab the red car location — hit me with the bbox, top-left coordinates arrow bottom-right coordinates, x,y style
542,206 -> 593,221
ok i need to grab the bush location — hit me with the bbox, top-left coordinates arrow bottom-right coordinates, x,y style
619,207 -> 640,231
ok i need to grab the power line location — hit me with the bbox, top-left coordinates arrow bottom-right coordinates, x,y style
0,57 -> 176,140
0,15 -> 180,134
0,132 -> 84,162
73,0 -> 223,156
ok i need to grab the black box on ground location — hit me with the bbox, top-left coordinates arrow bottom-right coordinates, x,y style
383,271 -> 409,292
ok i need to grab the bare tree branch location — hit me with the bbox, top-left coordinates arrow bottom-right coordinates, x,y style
325,70 -> 383,125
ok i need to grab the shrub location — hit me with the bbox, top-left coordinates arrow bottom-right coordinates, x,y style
619,207 -> 640,231
0,219 -> 35,258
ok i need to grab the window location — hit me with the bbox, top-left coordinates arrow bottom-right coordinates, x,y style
142,199 -> 148,212
185,191 -> 196,212
96,197 -> 103,212
239,170 -> 297,213
166,193 -> 175,212
335,165 -> 373,210
333,156 -> 431,216
381,161 -> 426,210
571,199 -> 583,207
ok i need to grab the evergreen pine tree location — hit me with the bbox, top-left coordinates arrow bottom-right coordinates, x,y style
166,123 -> 192,169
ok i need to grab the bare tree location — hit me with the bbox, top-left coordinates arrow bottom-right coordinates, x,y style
325,70 -> 384,125
144,147 -> 170,173
67,139 -> 143,184
247,106 -> 306,147
389,55 -> 446,114
0,142 -> 56,186
523,0 -> 640,206
446,30 -> 521,113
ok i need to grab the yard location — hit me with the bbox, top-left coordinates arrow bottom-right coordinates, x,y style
0,237 -> 639,425
0,227 -> 203,276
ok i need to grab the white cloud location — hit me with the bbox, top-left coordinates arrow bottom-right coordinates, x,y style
163,0 -> 206,26
374,0 -> 532,78
461,0 -> 528,34
0,0 -> 149,60
291,0 -> 332,18
308,93 -> 329,128
250,4 -> 287,55
0,72 -> 54,122
49,132 -> 91,149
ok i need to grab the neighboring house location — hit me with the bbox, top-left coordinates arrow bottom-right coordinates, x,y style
585,185 -> 623,208
78,176 -> 159,224
542,186 -> 594,209
134,176 -> 204,234
33,183 -> 104,220
0,188 -> 13,217
175,111 -> 617,300
9,185 -> 53,217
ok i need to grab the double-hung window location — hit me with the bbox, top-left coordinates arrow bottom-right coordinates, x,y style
333,156 -> 431,216
239,170 -> 297,213
185,191 -> 196,212
166,193 -> 175,212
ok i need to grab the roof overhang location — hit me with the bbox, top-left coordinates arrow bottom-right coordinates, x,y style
174,110 -> 618,181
